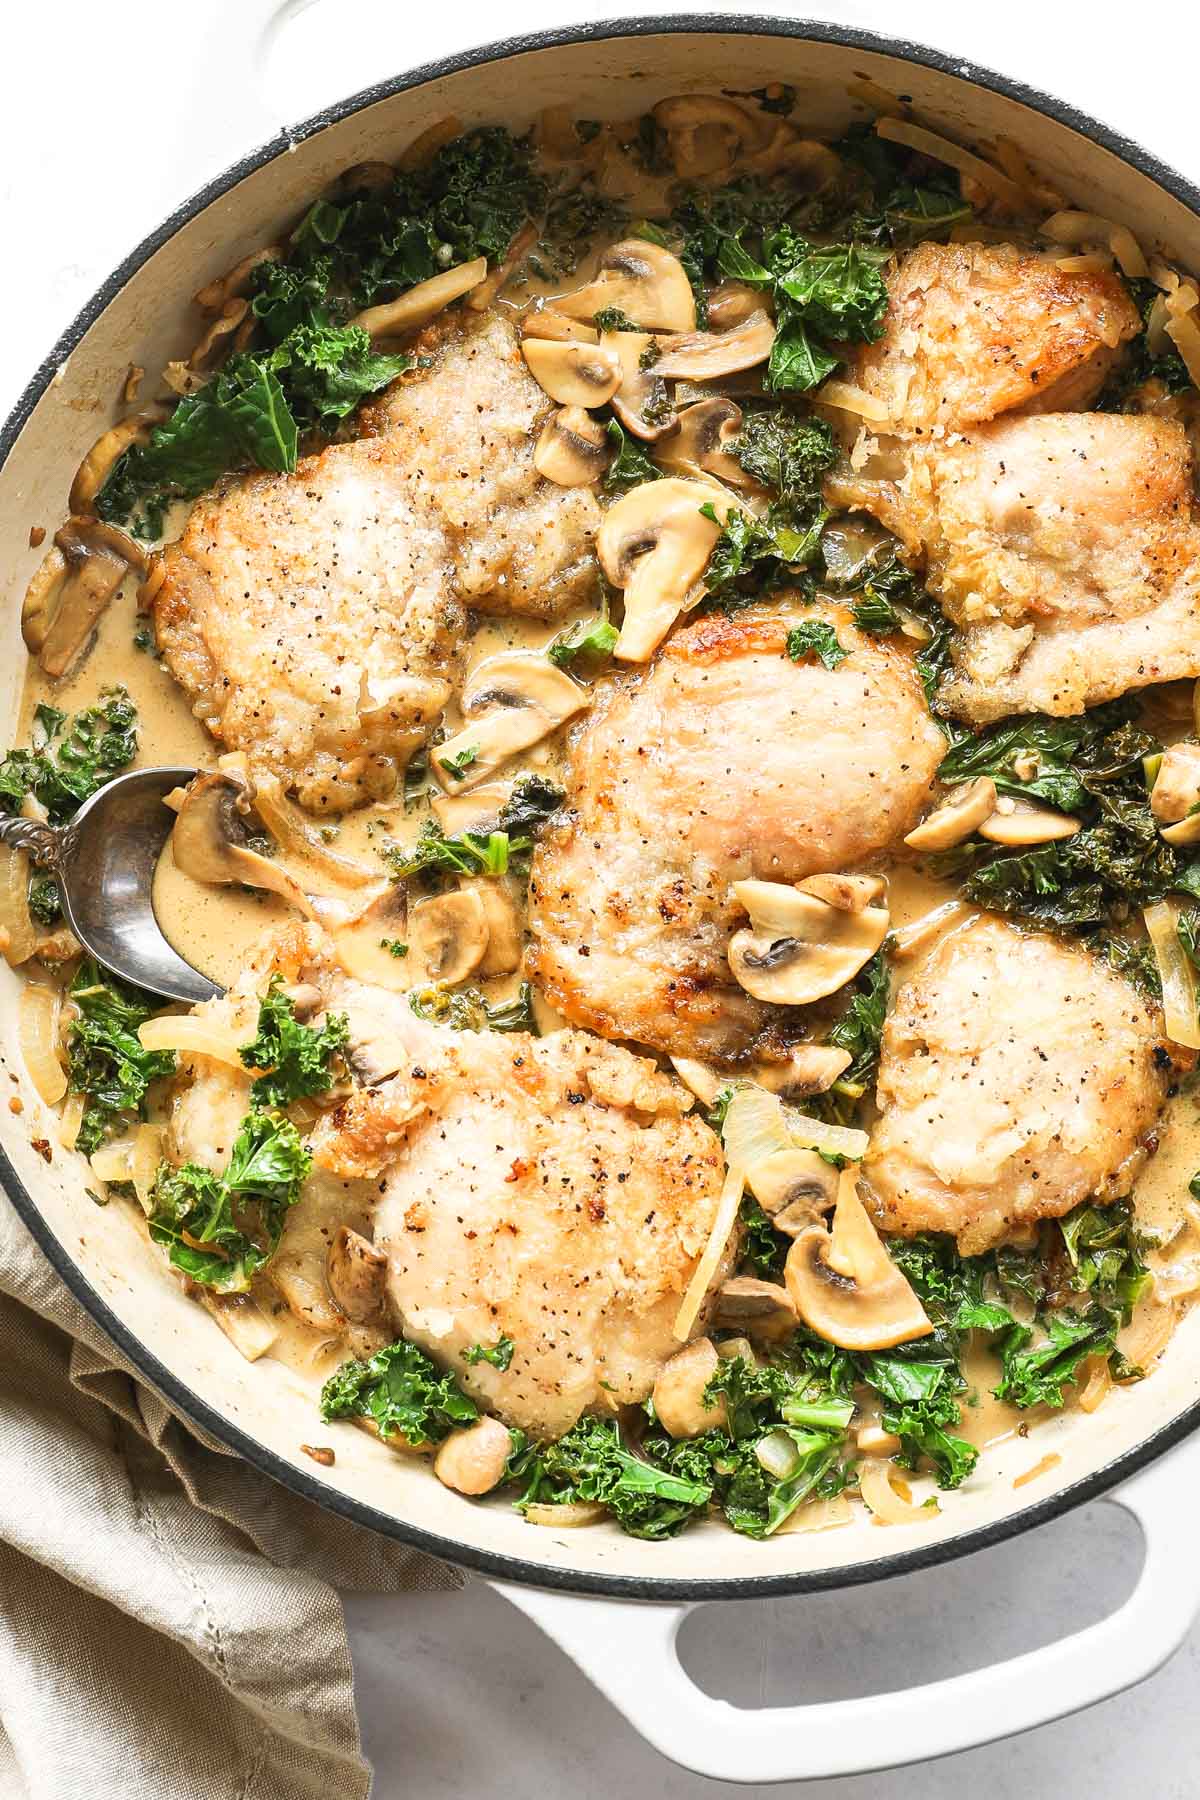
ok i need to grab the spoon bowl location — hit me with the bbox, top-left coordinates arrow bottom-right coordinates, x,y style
0,766 -> 220,1003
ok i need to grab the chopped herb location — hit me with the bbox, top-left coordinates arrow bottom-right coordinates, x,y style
547,615 -> 619,667
786,620 -> 846,670
321,1337 -> 479,1445
148,1110 -> 310,1292
380,938 -> 409,959
462,1335 -> 515,1371
438,745 -> 479,783
384,820 -> 523,881
237,976 -> 348,1109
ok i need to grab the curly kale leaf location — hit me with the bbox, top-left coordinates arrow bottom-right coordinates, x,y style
993,1306 -> 1124,1410
731,411 -> 835,508
409,980 -> 538,1035
65,960 -> 176,1155
786,620 -> 846,670
148,1110 -> 310,1292
321,1337 -> 479,1446
238,977 -> 348,1109
603,416 -> 663,492
384,819 -> 525,882
0,688 -> 138,826
510,1416 -> 712,1540
497,775 -> 565,837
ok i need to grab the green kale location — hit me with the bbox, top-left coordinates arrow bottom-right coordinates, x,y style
547,615 -> 619,667
384,820 -> 525,882
738,1194 -> 786,1279
0,688 -> 138,826
731,410 -> 835,509
1098,277 -> 1193,408
700,501 -> 828,600
1058,1199 -> 1151,1317
993,1306 -> 1123,1409
437,745 -> 480,783
509,1415 -> 712,1540
26,874 -> 61,927
462,1335 -> 515,1371
715,227 -> 888,393
148,1110 -> 310,1291
786,620 -> 847,670
593,305 -> 643,332
603,417 -> 663,492
819,949 -> 890,1113
864,1352 -> 978,1489
237,976 -> 348,1109
497,775 -> 565,839
409,980 -> 538,1035
65,960 -> 176,1155
321,1337 -> 479,1445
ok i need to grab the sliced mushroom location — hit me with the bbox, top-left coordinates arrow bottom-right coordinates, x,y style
715,1276 -> 797,1337
556,239 -> 696,333
407,888 -> 489,986
189,298 -> 250,372
746,1147 -> 840,1234
170,771 -> 315,915
606,330 -> 678,442
798,873 -> 888,913
652,312 -> 777,381
351,257 -> 488,338
467,221 -> 538,311
431,781 -> 514,837
904,778 -> 998,852
753,1045 -> 853,1101
465,878 -> 523,976
520,310 -> 599,344
330,884 -> 411,990
270,1255 -> 346,1336
326,1226 -> 389,1324
706,284 -> 762,330
533,406 -> 610,485
597,478 -> 732,663
1152,743 -> 1200,843
337,160 -> 396,193
69,408 -> 168,516
195,1290 -> 278,1362
653,95 -> 772,182
433,652 -> 588,791
652,1336 -> 727,1438
194,245 -> 282,313
728,878 -> 890,1006
23,518 -> 146,677
521,336 -> 622,407
977,796 -> 1080,845
653,398 -> 750,485
785,1168 -> 933,1352
434,1415 -> 513,1496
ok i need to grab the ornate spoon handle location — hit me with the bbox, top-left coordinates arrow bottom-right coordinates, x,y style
0,816 -> 66,869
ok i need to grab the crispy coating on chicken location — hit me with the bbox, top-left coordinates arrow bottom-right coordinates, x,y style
845,242 -> 1139,434
162,930 -> 731,1441
864,917 -> 1172,1254
150,313 -> 600,812
525,601 -> 945,1061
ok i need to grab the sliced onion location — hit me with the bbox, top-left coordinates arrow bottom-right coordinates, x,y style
891,899 -> 974,960
1077,1355 -> 1112,1414
673,1159 -> 745,1341
90,1137 -> 134,1183
524,1501 -> 607,1528
0,848 -> 39,967
247,769 -> 377,887
1012,1452 -> 1062,1490
18,985 -> 66,1104
1119,1294 -> 1176,1369
57,1089 -> 86,1150
1143,901 -> 1200,1048
351,257 -> 488,338
1165,311 -> 1200,388
131,1123 -> 163,1214
1053,252 -> 1113,274
1152,1255 -> 1200,1302
137,1015 -> 248,1066
819,516 -> 893,585
755,1428 -> 801,1480
196,1290 -> 279,1362
859,1458 -> 938,1525
874,117 -> 1027,207
774,1491 -> 853,1535
723,1084 -> 869,1177
1039,210 -> 1148,279
817,379 -> 894,423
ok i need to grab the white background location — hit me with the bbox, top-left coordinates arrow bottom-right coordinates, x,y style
6,2 -> 1200,1793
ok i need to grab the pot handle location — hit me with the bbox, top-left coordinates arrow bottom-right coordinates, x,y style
492,1441 -> 1200,1784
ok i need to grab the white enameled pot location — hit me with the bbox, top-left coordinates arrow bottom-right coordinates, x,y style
4,13 -> 1200,1782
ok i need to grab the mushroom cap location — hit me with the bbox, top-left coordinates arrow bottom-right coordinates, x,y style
533,405 -> 610,486
408,887 -> 490,986
904,778 -> 998,852
977,797 -> 1080,845
728,878 -> 890,1006
746,1146 -> 840,1233
605,330 -> 679,442
556,239 -> 696,333
784,1169 -> 932,1352
171,771 -> 313,915
653,398 -> 749,486
330,885 -> 411,990
433,651 -> 588,791
597,477 -> 732,664
521,336 -> 622,407
715,1276 -> 797,1336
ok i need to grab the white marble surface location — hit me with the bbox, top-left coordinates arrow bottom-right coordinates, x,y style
6,1 -> 1200,1791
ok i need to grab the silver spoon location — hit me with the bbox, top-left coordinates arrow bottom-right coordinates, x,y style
0,765 -> 220,1004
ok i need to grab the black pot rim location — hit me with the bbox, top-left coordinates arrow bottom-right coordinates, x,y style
3,13 -> 1199,1603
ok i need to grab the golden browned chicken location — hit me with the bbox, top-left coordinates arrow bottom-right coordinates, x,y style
911,412 -> 1200,721
864,916 -> 1172,1254
845,242 -> 1139,433
162,927 -> 731,1440
526,601 -> 945,1061
151,313 -> 601,812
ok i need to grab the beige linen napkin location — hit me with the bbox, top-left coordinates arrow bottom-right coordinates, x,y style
0,1197 -> 463,1800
